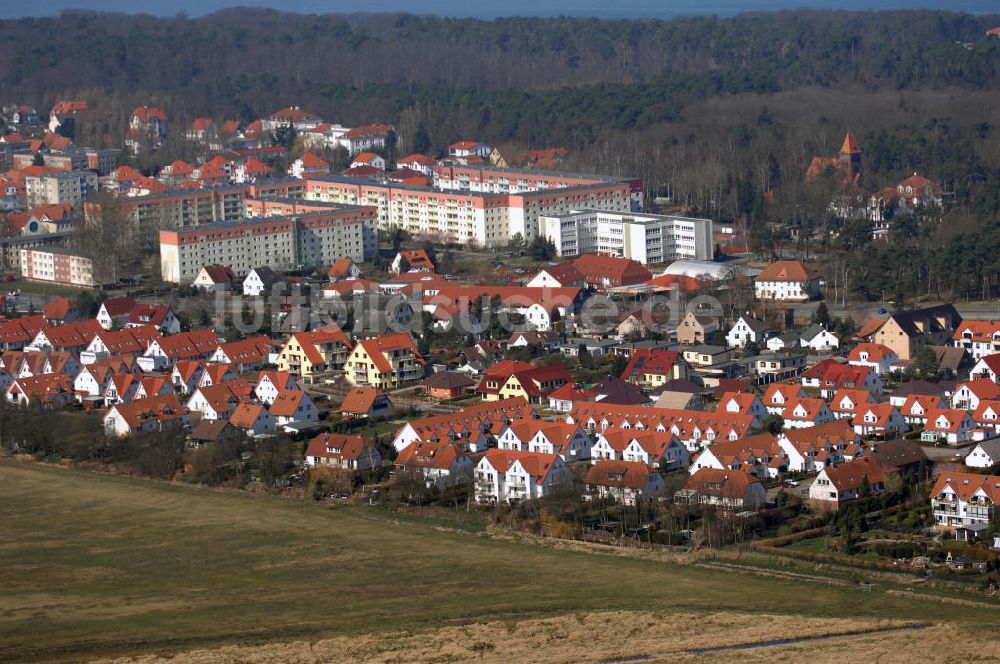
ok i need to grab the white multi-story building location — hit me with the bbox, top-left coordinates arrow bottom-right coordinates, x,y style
539,208 -> 713,264
19,247 -> 95,287
25,170 -> 97,207
159,206 -> 377,284
303,165 -> 638,247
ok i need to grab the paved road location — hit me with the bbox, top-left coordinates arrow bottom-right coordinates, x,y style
795,300 -> 1000,322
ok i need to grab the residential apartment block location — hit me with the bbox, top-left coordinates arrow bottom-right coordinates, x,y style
25,170 -> 97,207
19,247 -> 95,287
159,205 -> 377,283
303,165 -> 639,247
539,208 -> 713,264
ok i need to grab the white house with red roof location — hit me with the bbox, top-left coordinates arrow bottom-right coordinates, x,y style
930,470 -> 1000,539
801,359 -> 882,397
970,353 -> 1000,384
103,394 -> 187,438
781,397 -> 836,429
898,394 -> 942,426
761,383 -> 806,415
394,441 -> 473,487
972,400 -> 1000,437
495,420 -> 591,461
952,379 -> 1000,410
921,408 -> 976,446
350,151 -> 386,171
853,403 -> 909,437
681,468 -> 766,511
953,320 -> 1000,361
779,421 -> 861,472
305,432 -> 381,471
585,460 -> 664,506
526,262 -> 586,289
337,123 -> 395,155
391,249 -> 435,274
254,370 -> 299,405
547,381 -> 596,413
448,141 -> 491,159
716,392 -> 768,421
397,153 -> 437,175
590,428 -> 690,469
829,388 -> 875,420
262,106 -> 322,133
808,457 -> 885,510
754,260 -> 820,301
895,172 -> 946,213
474,449 -> 570,504
288,151 -> 330,178
186,380 -> 253,421
847,343 -> 899,375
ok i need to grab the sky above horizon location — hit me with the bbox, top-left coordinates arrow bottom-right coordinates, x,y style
0,0 -> 994,20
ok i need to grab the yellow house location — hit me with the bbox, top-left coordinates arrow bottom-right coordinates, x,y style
344,332 -> 424,390
276,325 -> 352,380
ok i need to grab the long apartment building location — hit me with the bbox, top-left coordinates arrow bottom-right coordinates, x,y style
19,247 -> 95,287
25,171 -> 98,207
159,205 -> 378,284
538,208 -> 714,265
90,179 -> 307,249
302,165 -> 641,247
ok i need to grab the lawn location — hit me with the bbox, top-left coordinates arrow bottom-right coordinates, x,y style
0,459 -> 993,663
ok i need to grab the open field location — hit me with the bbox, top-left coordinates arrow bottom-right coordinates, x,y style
92,613 -> 1000,664
0,459 -> 996,663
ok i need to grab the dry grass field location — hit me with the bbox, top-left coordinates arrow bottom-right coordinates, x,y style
0,459 -> 996,663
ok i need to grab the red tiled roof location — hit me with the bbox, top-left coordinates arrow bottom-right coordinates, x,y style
111,394 -> 186,429
340,386 -> 382,415
572,254 -> 652,287
931,470 -> 1000,503
306,432 -> 369,462
756,260 -> 819,282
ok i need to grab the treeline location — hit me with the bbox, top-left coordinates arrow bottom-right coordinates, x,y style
2,9 -> 998,130
0,403 -> 298,488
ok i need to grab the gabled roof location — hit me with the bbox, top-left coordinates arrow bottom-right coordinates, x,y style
546,381 -> 596,402
43,297 -> 77,322
306,432 -> 370,462
860,439 -> 927,470
100,296 -> 138,318
354,333 -> 423,373
198,264 -> 236,285
585,460 -> 654,491
327,257 -> 357,279
110,394 -> 185,429
685,468 -> 760,499
756,260 -> 819,282
821,457 -> 885,492
536,262 -> 584,285
229,403 -> 268,428
848,343 -> 897,362
425,372 -> 476,390
340,386 -> 384,414
591,375 -> 651,405
481,449 -> 560,485
396,440 -> 466,470
572,254 -> 652,286
957,379 -> 1000,400
931,471 -> 1000,503
269,390 -> 309,417
620,348 -> 680,380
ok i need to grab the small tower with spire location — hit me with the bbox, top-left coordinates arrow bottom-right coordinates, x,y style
839,131 -> 863,181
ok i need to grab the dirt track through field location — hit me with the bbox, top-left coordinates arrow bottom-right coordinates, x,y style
92,611 -> 1000,664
